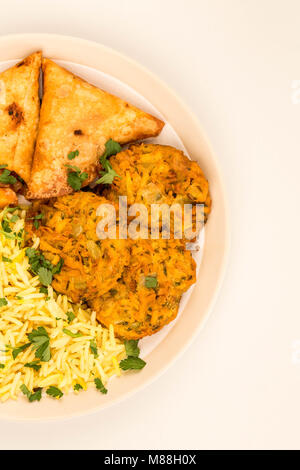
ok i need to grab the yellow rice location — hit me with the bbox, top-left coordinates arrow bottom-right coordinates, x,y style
0,207 -> 126,402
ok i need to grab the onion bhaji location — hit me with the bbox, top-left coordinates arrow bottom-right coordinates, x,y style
90,238 -> 196,339
103,143 -> 211,239
25,191 -> 130,303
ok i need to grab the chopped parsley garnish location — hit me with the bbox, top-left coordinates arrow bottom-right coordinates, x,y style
28,327 -> 51,362
52,257 -> 64,275
102,139 -> 122,159
39,286 -> 48,295
25,247 -> 63,287
20,384 -> 42,402
0,227 -> 23,241
119,357 -> 146,371
96,167 -> 119,185
63,328 -> 83,338
0,364 -> 5,369
0,298 -> 8,307
0,216 -> 23,242
38,267 -> 53,286
12,343 -> 30,359
94,378 -> 108,394
27,212 -> 44,229
66,311 -> 75,323
120,339 -> 146,371
2,256 -> 12,262
124,340 -> 140,358
1,219 -> 12,233
46,386 -> 63,399
26,247 -> 46,273
65,164 -> 88,191
67,149 -> 79,160
74,383 -> 83,392
24,360 -> 41,371
145,276 -> 158,289
2,207 -> 18,219
0,168 -> 17,185
95,139 -> 121,185
90,339 -> 98,358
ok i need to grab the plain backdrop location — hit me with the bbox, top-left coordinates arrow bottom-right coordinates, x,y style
0,0 -> 298,450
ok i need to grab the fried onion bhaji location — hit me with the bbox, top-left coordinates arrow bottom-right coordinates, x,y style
103,143 -> 211,239
90,238 -> 196,339
25,192 -> 130,303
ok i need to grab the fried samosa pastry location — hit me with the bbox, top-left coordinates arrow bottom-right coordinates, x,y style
27,59 -> 164,199
0,188 -> 18,208
0,52 -> 41,188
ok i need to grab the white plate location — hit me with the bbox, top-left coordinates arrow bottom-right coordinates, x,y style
0,34 -> 229,421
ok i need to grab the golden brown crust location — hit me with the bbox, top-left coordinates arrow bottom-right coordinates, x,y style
27,59 -> 164,199
104,143 -> 212,238
91,238 -> 196,340
0,187 -> 18,208
0,52 -> 41,184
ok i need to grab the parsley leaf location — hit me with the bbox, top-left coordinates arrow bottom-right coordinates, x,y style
0,364 -> 5,369
24,360 -> 41,371
39,286 -> 48,295
124,340 -> 140,358
12,342 -> 31,360
65,164 -> 88,191
96,166 -> 119,185
102,139 -> 122,159
68,150 -> 79,160
95,139 -> 121,185
29,388 -> 42,402
0,169 -> 17,185
0,298 -> 8,307
94,378 -> 108,394
145,276 -> 158,289
20,384 -> 30,398
74,383 -> 83,392
25,247 -> 63,286
38,267 -> 53,286
26,247 -> 51,274
66,311 -> 75,323
90,339 -> 98,358
2,256 -> 12,263
46,386 -> 63,399
1,220 -> 12,233
27,213 -> 44,230
119,357 -> 146,371
120,339 -> 146,371
63,328 -> 83,338
20,384 -> 42,402
28,327 -> 51,362
52,257 -> 64,275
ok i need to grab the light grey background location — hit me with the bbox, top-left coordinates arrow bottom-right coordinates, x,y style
0,0 -> 298,450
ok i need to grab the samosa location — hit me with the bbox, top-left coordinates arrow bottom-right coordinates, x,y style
27,59 -> 164,199
0,51 -> 41,199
